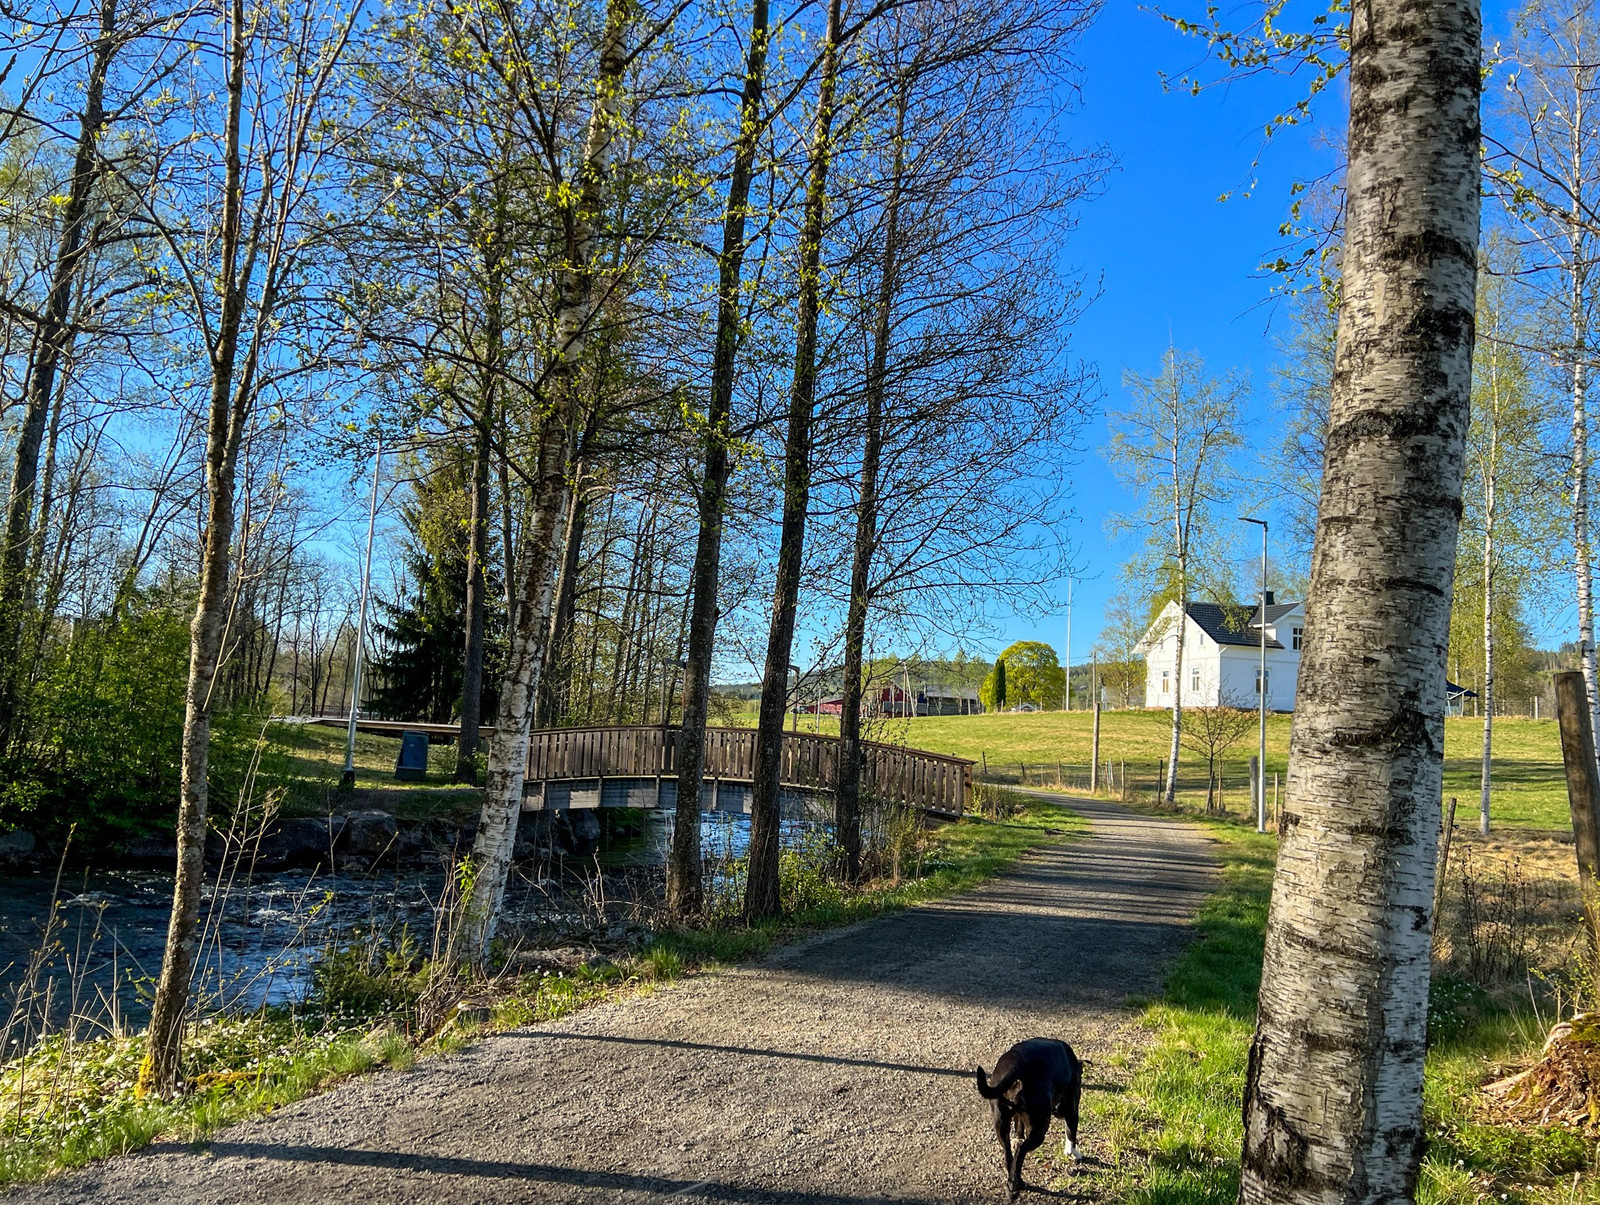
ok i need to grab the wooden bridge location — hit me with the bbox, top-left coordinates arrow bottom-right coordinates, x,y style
309,719 -> 971,819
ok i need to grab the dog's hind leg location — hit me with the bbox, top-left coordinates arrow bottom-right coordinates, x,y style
1008,1123 -> 1044,1200
993,1108 -> 1014,1186
1062,1077 -> 1082,1161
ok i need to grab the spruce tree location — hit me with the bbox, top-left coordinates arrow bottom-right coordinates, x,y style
368,459 -> 503,723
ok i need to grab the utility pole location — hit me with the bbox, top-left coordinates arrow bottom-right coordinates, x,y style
342,438 -> 383,790
1063,577 -> 1073,711
1239,516 -> 1268,833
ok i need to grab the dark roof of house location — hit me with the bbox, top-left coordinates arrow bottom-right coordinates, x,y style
1184,602 -> 1286,650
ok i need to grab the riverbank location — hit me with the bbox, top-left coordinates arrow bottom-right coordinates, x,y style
0,787 -> 1079,1188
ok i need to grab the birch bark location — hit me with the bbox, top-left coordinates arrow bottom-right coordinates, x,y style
1237,0 -> 1480,1198
463,0 -> 631,961
1481,426 -> 1495,835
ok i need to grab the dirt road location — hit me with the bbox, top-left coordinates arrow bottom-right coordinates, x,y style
16,796 -> 1215,1204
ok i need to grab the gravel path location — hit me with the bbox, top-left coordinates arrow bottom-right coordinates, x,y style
15,795 -> 1215,1204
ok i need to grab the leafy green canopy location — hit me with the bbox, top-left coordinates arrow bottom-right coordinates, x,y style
980,641 -> 1064,711
0,593 -> 263,848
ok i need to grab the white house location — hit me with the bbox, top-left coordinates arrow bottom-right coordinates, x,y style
1136,594 -> 1305,712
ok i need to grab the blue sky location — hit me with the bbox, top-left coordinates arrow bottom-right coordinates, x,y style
991,0 -> 1344,666
989,0 -> 1566,669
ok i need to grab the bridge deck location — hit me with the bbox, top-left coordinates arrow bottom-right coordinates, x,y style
307,719 -> 971,819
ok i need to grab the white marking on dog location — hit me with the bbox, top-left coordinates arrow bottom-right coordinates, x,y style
1064,1137 -> 1079,1161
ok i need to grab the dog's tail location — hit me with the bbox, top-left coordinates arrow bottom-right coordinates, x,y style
975,1065 -> 1020,1100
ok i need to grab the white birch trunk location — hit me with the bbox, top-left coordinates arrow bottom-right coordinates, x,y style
1238,0 -> 1480,1199
1573,283 -> 1597,759
464,0 -> 630,961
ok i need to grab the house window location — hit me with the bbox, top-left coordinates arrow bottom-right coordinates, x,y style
1190,668 -> 1200,692
1161,670 -> 1170,694
1256,668 -> 1270,694
1293,627 -> 1304,651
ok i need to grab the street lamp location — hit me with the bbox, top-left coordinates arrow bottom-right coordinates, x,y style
1238,516 -> 1268,833
342,437 -> 383,791
1063,576 -> 1073,711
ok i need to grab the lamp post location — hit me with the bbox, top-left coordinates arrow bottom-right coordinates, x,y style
1063,577 -> 1073,711
1239,516 -> 1268,833
342,437 -> 383,790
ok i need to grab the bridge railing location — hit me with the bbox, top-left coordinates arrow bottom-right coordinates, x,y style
301,717 -> 972,818
526,725 -> 970,817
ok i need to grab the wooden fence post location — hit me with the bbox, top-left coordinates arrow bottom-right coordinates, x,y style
1554,670 -> 1600,959
1431,795 -> 1456,952
1090,696 -> 1101,792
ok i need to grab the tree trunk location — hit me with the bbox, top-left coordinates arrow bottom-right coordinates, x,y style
463,0 -> 630,962
745,0 -> 842,923
1237,0 -> 1479,1199
836,82 -> 908,885
0,0 -> 116,747
142,0 -> 253,1093
669,0 -> 772,919
456,422 -> 492,782
1573,277 -> 1597,766
539,480 -> 589,728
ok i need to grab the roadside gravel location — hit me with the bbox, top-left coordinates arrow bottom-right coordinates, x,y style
13,795 -> 1215,1204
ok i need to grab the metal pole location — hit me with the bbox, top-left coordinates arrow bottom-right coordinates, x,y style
1257,523 -> 1267,832
1063,577 -> 1073,711
342,438 -> 383,790
1239,516 -> 1269,832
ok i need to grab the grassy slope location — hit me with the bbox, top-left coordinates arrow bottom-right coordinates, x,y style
884,711 -> 1567,830
1083,812 -> 1593,1205
276,708 -> 1569,830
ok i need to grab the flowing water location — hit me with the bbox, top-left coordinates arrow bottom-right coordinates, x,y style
0,812 -> 819,1040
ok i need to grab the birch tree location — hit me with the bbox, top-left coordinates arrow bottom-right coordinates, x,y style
1104,349 -> 1244,806
461,0 -> 635,961
1459,242 -> 1552,833
141,0 -> 360,1094
1238,2 -> 1480,1202
1484,0 -> 1600,757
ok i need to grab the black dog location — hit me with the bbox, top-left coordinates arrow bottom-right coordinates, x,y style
975,1038 -> 1083,1199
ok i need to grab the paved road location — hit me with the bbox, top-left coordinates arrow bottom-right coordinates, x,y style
15,796 -> 1216,1204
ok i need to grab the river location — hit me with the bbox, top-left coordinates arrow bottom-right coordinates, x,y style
0,811 -> 815,1041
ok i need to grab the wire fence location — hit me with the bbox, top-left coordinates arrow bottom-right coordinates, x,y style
975,757 -> 1284,822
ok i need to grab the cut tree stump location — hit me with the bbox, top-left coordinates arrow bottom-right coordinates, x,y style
1484,1012 -> 1600,1129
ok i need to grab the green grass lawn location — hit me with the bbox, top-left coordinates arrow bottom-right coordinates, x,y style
266,707 -> 1573,831
1083,812 -> 1595,1205
261,721 -> 481,820
878,711 -> 1570,831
